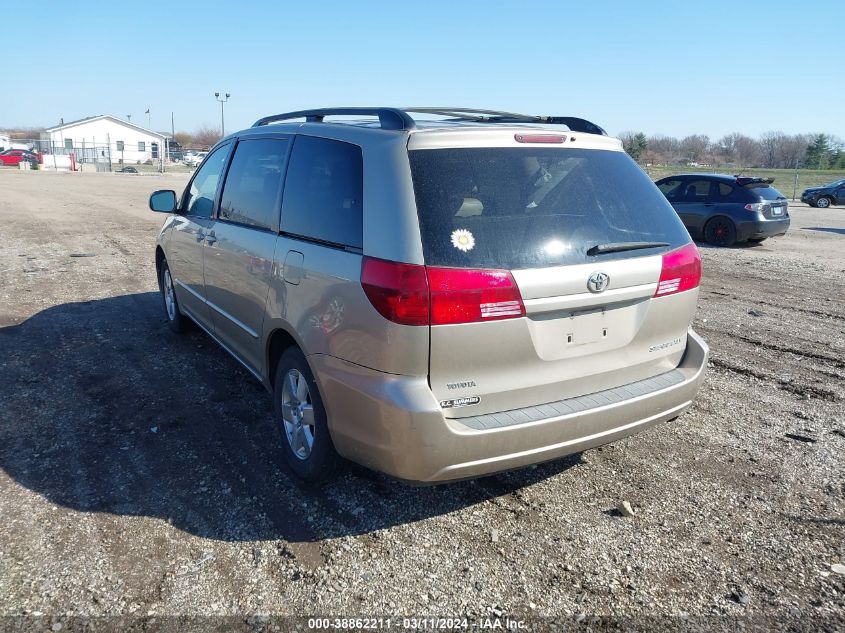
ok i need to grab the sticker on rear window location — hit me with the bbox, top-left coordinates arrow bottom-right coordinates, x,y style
451,229 -> 475,252
440,396 -> 481,409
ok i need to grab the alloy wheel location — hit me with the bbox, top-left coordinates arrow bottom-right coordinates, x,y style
281,369 -> 315,460
163,268 -> 176,321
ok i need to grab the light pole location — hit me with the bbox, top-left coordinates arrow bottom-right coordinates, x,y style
215,92 -> 230,137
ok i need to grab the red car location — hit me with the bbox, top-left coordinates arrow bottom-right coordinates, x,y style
0,149 -> 39,166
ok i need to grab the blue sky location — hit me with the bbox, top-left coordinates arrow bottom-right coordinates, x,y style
3,0 -> 842,139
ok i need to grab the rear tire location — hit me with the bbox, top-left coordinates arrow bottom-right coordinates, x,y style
160,261 -> 188,333
704,217 -> 737,247
273,347 -> 340,482
815,196 -> 831,209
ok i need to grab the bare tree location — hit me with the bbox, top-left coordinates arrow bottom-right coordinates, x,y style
647,135 -> 681,164
7,127 -> 45,140
679,135 -> 710,164
716,133 -> 761,168
173,131 -> 194,148
191,125 -> 222,148
758,131 -> 809,168
779,134 -> 809,169
759,131 -> 784,168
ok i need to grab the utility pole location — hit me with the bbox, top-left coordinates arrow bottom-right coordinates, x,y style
215,92 -> 230,137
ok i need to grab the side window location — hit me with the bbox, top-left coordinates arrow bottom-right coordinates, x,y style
657,179 -> 683,200
182,144 -> 230,218
680,179 -> 713,201
219,138 -> 289,230
280,136 -> 363,249
717,183 -> 734,197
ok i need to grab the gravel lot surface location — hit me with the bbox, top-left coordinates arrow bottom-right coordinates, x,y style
0,170 -> 843,631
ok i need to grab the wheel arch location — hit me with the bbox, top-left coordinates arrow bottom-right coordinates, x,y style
265,323 -> 308,392
155,246 -> 166,291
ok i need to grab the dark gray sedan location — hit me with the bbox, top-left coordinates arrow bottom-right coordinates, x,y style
801,179 -> 845,208
655,174 -> 790,246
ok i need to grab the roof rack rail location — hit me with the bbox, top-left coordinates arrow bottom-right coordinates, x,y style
252,107 -> 607,136
252,108 -> 415,131
403,107 -> 607,135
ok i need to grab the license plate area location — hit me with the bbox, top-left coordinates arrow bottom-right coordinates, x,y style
566,309 -> 608,346
772,206 -> 784,215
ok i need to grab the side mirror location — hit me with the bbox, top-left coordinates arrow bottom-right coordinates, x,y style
149,189 -> 177,213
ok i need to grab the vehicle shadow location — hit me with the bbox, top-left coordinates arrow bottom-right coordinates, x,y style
802,227 -> 845,236
0,293 -> 581,545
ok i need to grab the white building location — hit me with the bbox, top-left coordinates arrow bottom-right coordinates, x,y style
0,133 -> 10,151
41,115 -> 170,165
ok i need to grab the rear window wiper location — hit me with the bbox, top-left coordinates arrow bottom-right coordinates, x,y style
587,241 -> 669,256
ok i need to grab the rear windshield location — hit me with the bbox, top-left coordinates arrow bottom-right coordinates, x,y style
745,184 -> 786,201
409,147 -> 690,269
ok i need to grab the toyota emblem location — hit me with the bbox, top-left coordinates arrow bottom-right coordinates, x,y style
587,271 -> 610,293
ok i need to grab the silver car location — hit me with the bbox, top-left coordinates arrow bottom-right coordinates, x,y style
149,107 -> 708,483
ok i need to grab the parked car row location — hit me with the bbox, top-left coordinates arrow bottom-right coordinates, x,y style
0,149 -> 40,166
183,151 -> 208,167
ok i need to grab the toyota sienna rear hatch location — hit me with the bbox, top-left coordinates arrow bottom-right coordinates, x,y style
408,136 -> 701,418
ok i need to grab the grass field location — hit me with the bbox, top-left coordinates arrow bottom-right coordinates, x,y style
642,165 -> 845,200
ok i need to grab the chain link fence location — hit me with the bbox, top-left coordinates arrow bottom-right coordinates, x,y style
5,138 -> 208,172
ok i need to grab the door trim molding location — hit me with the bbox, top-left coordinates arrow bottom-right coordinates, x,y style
174,278 -> 260,339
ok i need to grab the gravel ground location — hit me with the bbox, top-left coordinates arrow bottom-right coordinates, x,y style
0,170 -> 843,632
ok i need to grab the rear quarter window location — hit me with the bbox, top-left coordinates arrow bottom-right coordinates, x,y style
280,135 -> 363,249
409,147 -> 690,269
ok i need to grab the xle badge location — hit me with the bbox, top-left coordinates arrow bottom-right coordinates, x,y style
440,396 -> 481,409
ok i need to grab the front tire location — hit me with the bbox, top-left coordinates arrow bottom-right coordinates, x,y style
704,217 -> 737,247
160,261 -> 188,333
273,347 -> 340,482
815,196 -> 831,209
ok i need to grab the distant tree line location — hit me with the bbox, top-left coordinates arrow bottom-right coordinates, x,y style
173,125 -> 223,149
620,131 -> 845,170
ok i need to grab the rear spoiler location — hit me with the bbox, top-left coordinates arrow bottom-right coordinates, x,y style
735,176 -> 774,186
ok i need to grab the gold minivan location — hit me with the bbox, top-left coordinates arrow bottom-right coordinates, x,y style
149,107 -> 708,483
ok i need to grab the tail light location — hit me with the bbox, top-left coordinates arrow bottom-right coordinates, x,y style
360,257 -> 525,326
361,258 -> 429,326
743,202 -> 769,213
427,266 -> 525,325
654,243 -> 701,297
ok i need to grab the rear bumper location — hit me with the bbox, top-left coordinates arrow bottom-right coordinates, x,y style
311,329 -> 709,483
737,216 -> 790,241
